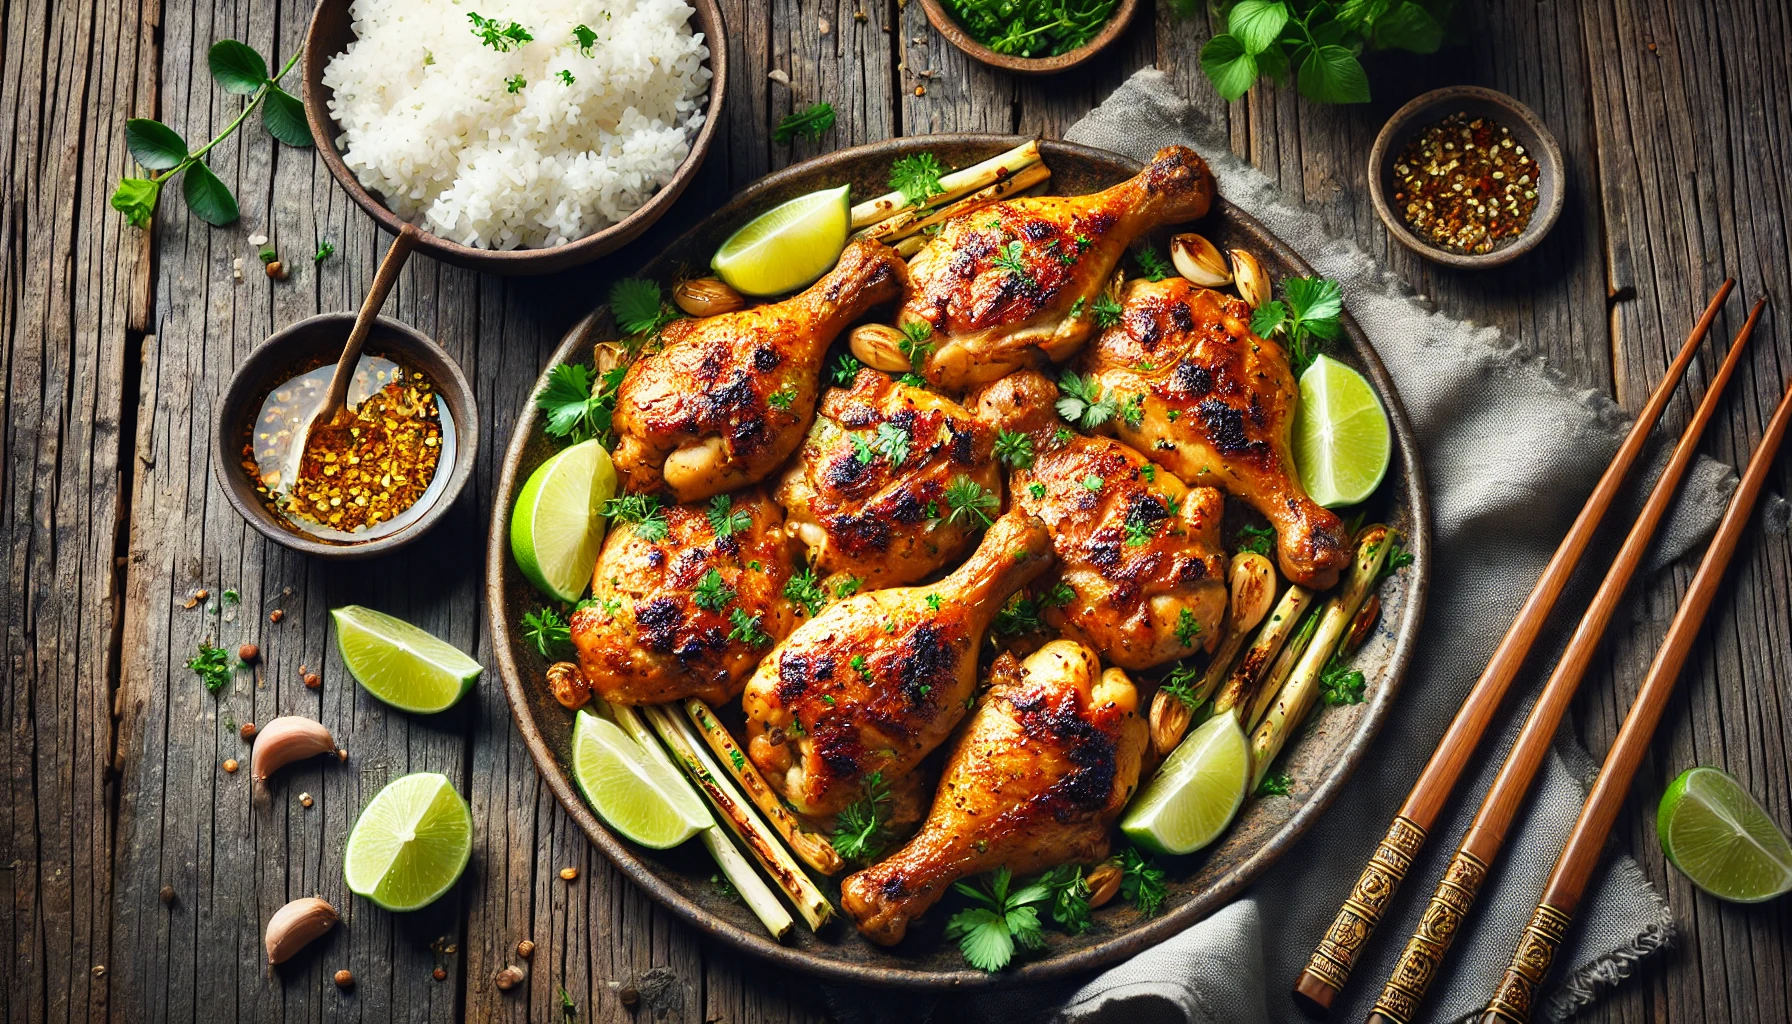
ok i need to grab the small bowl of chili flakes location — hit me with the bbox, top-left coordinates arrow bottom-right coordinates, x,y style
1369,85 -> 1565,269
213,312 -> 478,559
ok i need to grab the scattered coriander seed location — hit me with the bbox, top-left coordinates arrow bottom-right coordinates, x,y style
240,722 -> 256,740
495,964 -> 526,990
195,589 -> 209,602
516,939 -> 535,959
618,984 -> 639,1007
269,608 -> 285,623
222,758 -> 239,773
238,643 -> 259,663
265,260 -> 286,280
159,884 -> 176,905
336,748 -> 349,762
299,792 -> 314,808
303,672 -> 321,689
432,967 -> 447,981
559,866 -> 578,881
334,969 -> 354,989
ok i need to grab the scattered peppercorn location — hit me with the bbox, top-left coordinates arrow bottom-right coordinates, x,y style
495,964 -> 527,990
618,984 -> 640,1007
159,885 -> 176,906
269,608 -> 285,623
516,940 -> 535,959
222,759 -> 239,773
559,866 -> 579,881
304,672 -> 321,689
238,643 -> 259,663
334,969 -> 354,989
240,722 -> 257,740
432,967 -> 447,981
1392,111 -> 1539,255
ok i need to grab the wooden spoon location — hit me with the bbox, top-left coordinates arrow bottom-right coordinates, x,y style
279,223 -> 420,492
1149,551 -> 1278,757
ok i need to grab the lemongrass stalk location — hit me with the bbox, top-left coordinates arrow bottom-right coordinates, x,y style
643,705 -> 834,930
684,699 -> 844,876
1215,584 -> 1313,724
1249,527 -> 1393,788
849,139 -> 1042,228
1247,606 -> 1321,731
860,162 -> 1054,244
603,702 -> 793,939
893,233 -> 927,259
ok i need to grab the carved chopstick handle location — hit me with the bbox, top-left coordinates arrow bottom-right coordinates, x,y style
1293,816 -> 1428,1015
1478,903 -> 1574,1024
1366,848 -> 1491,1024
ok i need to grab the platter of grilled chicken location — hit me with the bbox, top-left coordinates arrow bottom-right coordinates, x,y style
487,135 -> 1430,987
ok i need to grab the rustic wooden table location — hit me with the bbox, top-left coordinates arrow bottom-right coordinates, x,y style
7,1 -> 1788,1021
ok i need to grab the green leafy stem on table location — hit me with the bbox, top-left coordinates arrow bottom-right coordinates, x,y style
113,40 -> 312,229
1192,0 -> 1450,104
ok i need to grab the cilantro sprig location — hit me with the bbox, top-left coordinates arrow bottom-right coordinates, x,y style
1055,370 -> 1117,429
522,607 -> 573,659
941,475 -> 998,528
945,867 -> 1051,972
610,278 -> 679,340
1236,523 -> 1277,556
1250,276 -> 1344,376
889,152 -> 947,208
468,12 -> 533,51
832,771 -> 892,862
707,494 -> 753,539
602,493 -> 669,542
1320,654 -> 1366,705
186,640 -> 235,693
995,430 -> 1034,469
783,568 -> 827,617
537,363 -> 627,446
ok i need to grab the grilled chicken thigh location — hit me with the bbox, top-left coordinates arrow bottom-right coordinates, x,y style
1080,277 -> 1351,588
776,369 -> 1002,590
900,146 -> 1215,393
841,640 -> 1147,945
611,240 -> 907,502
570,490 -> 798,706
973,370 -> 1228,669
741,511 -> 1053,817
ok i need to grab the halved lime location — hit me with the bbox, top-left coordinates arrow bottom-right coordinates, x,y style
332,605 -> 481,714
1121,709 -> 1250,855
1658,767 -> 1792,903
1292,354 -> 1392,508
571,711 -> 707,848
344,772 -> 472,911
711,184 -> 851,296
511,438 -> 613,602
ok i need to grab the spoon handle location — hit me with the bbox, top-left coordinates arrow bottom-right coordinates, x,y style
319,223 -> 420,424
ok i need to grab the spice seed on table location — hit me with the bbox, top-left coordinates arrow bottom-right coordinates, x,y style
559,866 -> 578,881
334,969 -> 353,989
222,759 -> 238,774
240,722 -> 256,740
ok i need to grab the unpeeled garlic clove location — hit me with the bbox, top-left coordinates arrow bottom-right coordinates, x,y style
1170,233 -> 1232,287
545,662 -> 591,710
265,896 -> 337,964
672,277 -> 745,318
1085,861 -> 1124,908
848,323 -> 912,374
250,716 -> 338,781
1148,688 -> 1192,758
1228,248 -> 1270,309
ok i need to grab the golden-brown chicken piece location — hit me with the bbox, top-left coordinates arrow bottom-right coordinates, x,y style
1080,277 -> 1350,588
741,511 -> 1053,817
973,370 -> 1228,669
570,490 -> 798,706
776,369 -> 1002,590
611,240 -> 907,502
841,640 -> 1147,945
899,146 -> 1215,393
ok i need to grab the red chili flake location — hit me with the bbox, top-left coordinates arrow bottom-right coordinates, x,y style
1392,111 -> 1540,255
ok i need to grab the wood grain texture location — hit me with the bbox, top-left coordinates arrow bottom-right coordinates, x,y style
2,0 -> 1789,1022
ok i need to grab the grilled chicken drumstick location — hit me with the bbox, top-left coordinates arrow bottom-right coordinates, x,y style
612,239 -> 907,502
741,510 -> 1053,818
841,639 -> 1147,945
1079,277 -> 1350,588
900,146 -> 1215,393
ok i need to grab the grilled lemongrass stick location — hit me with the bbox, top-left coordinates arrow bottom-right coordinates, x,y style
684,699 -> 844,876
1218,582 -> 1313,727
850,139 -> 1042,228
1248,606 -> 1320,731
860,162 -> 1054,244
606,703 -> 793,940
1250,527 -> 1392,787
1149,552 -> 1276,756
894,234 -> 927,259
643,705 -> 834,930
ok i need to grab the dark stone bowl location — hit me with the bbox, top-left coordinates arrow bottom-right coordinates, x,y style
487,136 -> 1432,989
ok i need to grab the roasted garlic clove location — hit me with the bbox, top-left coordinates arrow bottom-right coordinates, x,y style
1171,233 -> 1232,287
250,716 -> 338,781
1085,861 -> 1124,908
1148,688 -> 1193,758
265,896 -> 338,965
546,662 -> 591,710
672,277 -> 745,317
1229,248 -> 1270,309
848,323 -> 913,374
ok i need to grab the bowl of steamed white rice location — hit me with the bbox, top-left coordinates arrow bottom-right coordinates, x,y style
303,0 -> 725,274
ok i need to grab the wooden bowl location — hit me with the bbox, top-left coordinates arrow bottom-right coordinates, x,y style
214,312 -> 477,559
301,0 -> 728,276
919,0 -> 1139,75
488,135 -> 1432,989
1368,85 -> 1565,269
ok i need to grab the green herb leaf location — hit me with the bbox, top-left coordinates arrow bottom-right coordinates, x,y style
993,593 -> 1043,637
830,352 -> 864,387
992,240 -> 1031,282
558,69 -> 576,85
538,364 -> 601,442
1237,523 -> 1276,556
1372,1 -> 1444,52
693,568 -> 736,613
942,475 -> 998,529
1174,607 -> 1202,647
1120,847 -> 1167,917
1135,246 -> 1171,281
522,607 -> 573,658
1055,370 -> 1117,430
945,867 -> 1051,972
832,771 -> 892,861
1257,771 -> 1293,797
572,24 -> 599,55
1160,661 -> 1203,709
468,12 -> 534,51
110,177 -> 162,229
727,607 -> 770,647
995,430 -> 1034,469
1037,864 -> 1093,935
125,118 -> 187,170
707,494 -> 753,539
208,39 -> 269,94
261,86 -> 313,147
505,74 -> 526,94
314,241 -> 336,263
1229,0 -> 1290,53
1298,44 -> 1371,104
601,493 -> 669,542
1092,293 -> 1124,328
1285,277 -> 1344,337
1320,654 -> 1367,705
186,640 -> 235,693
609,278 -> 672,338
889,152 -> 948,208
180,162 -> 239,226
1200,34 -> 1259,102
1251,299 -> 1289,338
773,102 -> 836,144
898,321 -> 935,372
783,568 -> 827,617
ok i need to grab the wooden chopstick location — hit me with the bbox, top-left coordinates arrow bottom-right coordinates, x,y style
1477,366 -> 1792,1024
1292,280 -> 1736,1017
1363,297 -> 1765,1024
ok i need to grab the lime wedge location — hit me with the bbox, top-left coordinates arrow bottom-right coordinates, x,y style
571,710 -> 707,848
511,438 -> 614,602
344,772 -> 472,911
1292,354 -> 1392,508
1658,767 -> 1792,903
332,605 -> 481,714
711,184 -> 851,296
1121,709 -> 1250,855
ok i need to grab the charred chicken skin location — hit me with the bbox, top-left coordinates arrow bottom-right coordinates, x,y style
1079,277 -> 1350,589
776,369 -> 1002,590
570,490 -> 798,707
900,146 -> 1215,393
973,370 -> 1228,669
611,240 -> 907,502
741,511 -> 1053,818
841,640 -> 1147,945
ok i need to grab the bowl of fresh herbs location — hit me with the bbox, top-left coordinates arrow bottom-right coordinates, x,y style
920,0 -> 1141,75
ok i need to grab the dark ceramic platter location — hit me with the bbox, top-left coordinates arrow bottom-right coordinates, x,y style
487,136 -> 1432,990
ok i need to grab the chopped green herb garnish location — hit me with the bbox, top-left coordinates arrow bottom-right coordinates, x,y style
609,277 -> 677,339
1237,523 -> 1276,556
727,607 -> 770,647
833,575 -> 861,599
187,640 -> 233,693
1134,245 -> 1171,281
1257,772 -> 1293,797
522,607 -> 572,658
1056,370 -> 1117,429
693,568 -> 735,613
602,493 -> 669,542
942,475 -> 998,528
830,351 -> 865,386
832,771 -> 892,861
1320,654 -> 1366,705
995,429 -> 1034,469
1092,293 -> 1124,328
1174,607 -> 1202,647
1121,847 -> 1167,917
707,494 -> 752,539
889,152 -> 947,208
783,568 -> 827,617
468,12 -> 533,51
